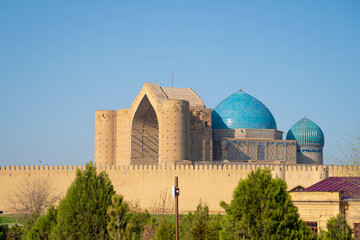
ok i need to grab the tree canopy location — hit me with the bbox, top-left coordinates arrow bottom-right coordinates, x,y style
179,203 -> 221,240
322,214 -> 353,240
107,194 -> 130,240
153,218 -> 175,240
24,205 -> 57,240
50,162 -> 115,239
220,168 -> 314,240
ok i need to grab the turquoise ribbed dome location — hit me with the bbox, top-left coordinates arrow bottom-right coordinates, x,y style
286,117 -> 324,147
212,90 -> 277,130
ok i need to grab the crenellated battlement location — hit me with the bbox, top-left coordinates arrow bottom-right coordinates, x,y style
1,163 -> 358,174
0,163 -> 358,214
0,165 -> 86,171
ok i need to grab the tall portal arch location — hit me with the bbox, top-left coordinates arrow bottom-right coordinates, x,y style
131,95 -> 159,165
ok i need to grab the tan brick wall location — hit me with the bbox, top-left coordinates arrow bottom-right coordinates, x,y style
1,164 -> 358,215
95,110 -> 116,165
159,100 -> 189,163
115,109 -> 131,165
189,107 -> 212,162
347,201 -> 360,229
290,192 -> 341,230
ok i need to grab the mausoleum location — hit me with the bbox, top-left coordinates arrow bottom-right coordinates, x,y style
95,83 -> 324,166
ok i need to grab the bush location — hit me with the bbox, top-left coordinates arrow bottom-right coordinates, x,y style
123,209 -> 151,240
153,218 -> 175,240
7,223 -> 23,240
107,194 -> 130,240
24,205 -> 57,240
322,214 -> 353,240
0,219 -> 8,240
180,203 -> 222,240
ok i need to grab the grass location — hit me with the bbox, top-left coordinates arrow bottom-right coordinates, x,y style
0,214 -> 26,225
152,214 -> 177,224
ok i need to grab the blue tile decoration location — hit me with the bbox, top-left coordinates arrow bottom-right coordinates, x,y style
267,142 -> 276,161
286,117 -> 325,147
277,143 -> 285,160
212,90 -> 277,130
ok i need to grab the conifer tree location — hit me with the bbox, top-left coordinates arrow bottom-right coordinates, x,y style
179,203 -> 221,240
322,214 -> 353,240
153,218 -> 175,240
50,162 -> 115,239
25,205 -> 57,240
107,194 -> 130,240
220,168 -> 314,240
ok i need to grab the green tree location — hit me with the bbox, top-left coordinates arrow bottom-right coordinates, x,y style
24,205 -> 57,240
106,195 -> 151,240
179,203 -> 221,240
191,204 -> 210,240
153,218 -> 175,240
123,208 -> 151,240
22,213 -> 39,239
50,162 -> 115,240
322,214 -> 353,240
220,168 -> 314,240
107,194 -> 130,240
208,214 -> 222,240
179,211 -> 194,240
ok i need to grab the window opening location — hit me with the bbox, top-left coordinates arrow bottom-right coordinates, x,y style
306,222 -> 318,234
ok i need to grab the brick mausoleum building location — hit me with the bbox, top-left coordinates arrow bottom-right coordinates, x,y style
95,82 -> 325,166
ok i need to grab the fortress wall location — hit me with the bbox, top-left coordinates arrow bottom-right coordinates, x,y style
0,165 -> 79,213
328,165 -> 360,177
0,164 -> 358,214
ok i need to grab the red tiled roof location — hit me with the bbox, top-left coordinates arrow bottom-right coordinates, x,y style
303,177 -> 360,199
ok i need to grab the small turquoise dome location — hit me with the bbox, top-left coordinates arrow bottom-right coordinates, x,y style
286,117 -> 324,147
212,90 -> 277,130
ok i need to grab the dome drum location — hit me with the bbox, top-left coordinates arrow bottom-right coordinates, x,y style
213,128 -> 283,140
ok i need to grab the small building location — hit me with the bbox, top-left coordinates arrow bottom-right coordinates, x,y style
290,177 -> 360,237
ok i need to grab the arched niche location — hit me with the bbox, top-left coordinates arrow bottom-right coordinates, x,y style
131,95 -> 159,165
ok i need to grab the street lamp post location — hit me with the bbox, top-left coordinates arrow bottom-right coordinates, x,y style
174,176 -> 180,240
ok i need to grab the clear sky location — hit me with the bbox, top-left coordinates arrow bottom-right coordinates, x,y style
1,1 -> 359,166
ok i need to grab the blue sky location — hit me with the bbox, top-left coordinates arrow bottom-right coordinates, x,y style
0,1 -> 359,166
